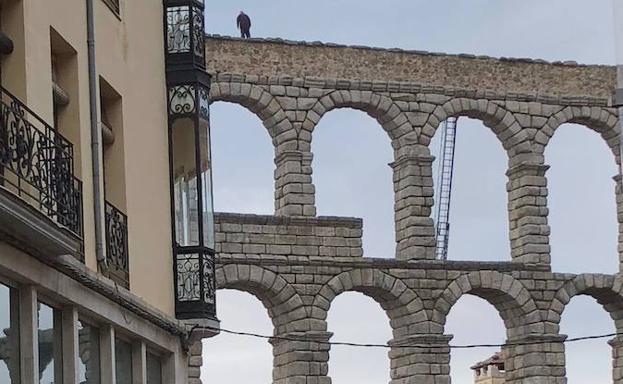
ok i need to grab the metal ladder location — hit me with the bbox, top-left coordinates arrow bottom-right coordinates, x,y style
435,117 -> 458,260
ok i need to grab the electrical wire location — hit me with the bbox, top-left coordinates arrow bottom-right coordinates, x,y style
197,326 -> 623,350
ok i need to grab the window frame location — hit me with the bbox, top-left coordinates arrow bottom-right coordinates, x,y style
146,349 -> 165,384
36,298 -> 64,384
114,334 -> 134,384
0,278 -> 20,384
0,274 -> 18,289
77,317 -> 102,384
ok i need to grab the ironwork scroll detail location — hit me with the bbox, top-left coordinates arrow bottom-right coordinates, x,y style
0,87 -> 83,238
202,255 -> 215,304
176,253 -> 201,302
198,86 -> 209,121
105,201 -> 129,287
167,6 -> 190,54
192,6 -> 205,60
175,252 -> 215,305
168,85 -> 196,117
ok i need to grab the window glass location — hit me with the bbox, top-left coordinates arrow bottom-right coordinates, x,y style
115,338 -> 132,384
169,87 -> 214,250
146,353 -> 162,384
78,320 -> 100,384
171,118 -> 200,246
38,302 -> 62,384
199,119 -> 214,249
0,283 -> 19,383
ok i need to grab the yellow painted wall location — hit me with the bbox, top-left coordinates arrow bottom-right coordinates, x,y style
1,0 -> 174,315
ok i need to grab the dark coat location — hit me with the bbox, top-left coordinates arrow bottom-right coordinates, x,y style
237,13 -> 251,31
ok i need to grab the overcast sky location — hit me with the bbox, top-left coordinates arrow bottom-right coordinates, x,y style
202,1 -> 619,383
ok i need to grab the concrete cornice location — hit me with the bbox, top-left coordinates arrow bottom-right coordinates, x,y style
56,255 -> 190,338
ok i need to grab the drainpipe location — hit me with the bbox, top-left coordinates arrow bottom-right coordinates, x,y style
86,0 -> 106,269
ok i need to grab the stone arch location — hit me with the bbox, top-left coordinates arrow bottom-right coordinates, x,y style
211,81 -> 306,217
548,274 -> 623,332
423,98 -> 529,156
210,81 -> 297,148
311,269 -> 428,337
425,99 -> 521,264
538,106 -> 620,162
216,264 -> 307,334
548,274 -> 623,383
432,271 -> 542,338
302,90 -> 416,142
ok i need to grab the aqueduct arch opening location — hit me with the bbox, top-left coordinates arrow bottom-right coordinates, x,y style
311,108 -> 395,258
204,35 -> 622,383
545,122 -> 620,274
210,101 -> 275,214
430,116 -> 510,262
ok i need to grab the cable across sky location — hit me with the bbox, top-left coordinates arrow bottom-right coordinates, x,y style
197,325 -> 621,350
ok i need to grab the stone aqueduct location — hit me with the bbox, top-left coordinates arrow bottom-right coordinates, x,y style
201,35 -> 623,383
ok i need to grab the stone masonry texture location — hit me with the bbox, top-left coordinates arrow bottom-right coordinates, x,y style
205,36 -> 615,99
199,35 -> 623,384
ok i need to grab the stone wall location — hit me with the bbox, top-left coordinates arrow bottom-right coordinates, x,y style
188,342 -> 203,384
206,36 -> 622,266
214,213 -> 623,384
206,36 -> 615,99
204,36 -> 623,383
215,213 -> 363,259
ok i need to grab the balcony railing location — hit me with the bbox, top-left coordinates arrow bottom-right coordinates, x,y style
105,201 -> 129,288
0,86 -> 83,240
175,248 -> 215,319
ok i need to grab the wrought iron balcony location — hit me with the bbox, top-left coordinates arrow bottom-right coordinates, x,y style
104,201 -> 129,288
175,247 -> 215,319
0,86 -> 83,258
165,0 -> 216,322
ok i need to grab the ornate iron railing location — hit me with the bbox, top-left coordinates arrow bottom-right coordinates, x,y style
102,0 -> 120,16
0,86 -> 83,239
68,177 -> 84,247
104,200 -> 129,288
175,248 -> 215,319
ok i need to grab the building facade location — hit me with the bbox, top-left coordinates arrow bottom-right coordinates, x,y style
472,353 -> 506,384
0,0 -> 218,383
2,2 -> 621,383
